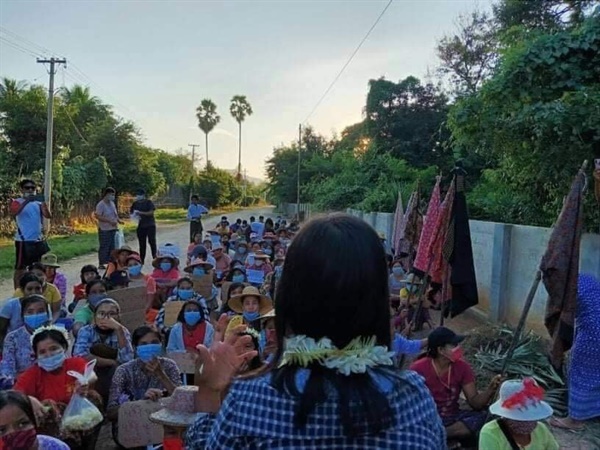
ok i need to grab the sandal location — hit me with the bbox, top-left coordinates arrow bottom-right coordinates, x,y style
549,417 -> 585,431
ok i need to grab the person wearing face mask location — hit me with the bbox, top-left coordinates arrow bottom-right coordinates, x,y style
0,390 -> 69,450
0,295 -> 50,383
389,259 -> 406,310
410,327 -> 502,445
15,327 -> 102,449
480,378 -> 558,450
155,277 -> 210,336
107,326 -> 181,446
232,241 -> 250,264
258,309 -> 277,363
225,265 -> 247,284
72,279 -> 110,336
95,187 -> 123,270
211,244 -> 231,279
0,274 -> 44,346
73,299 -> 134,406
125,254 -> 157,321
105,245 -> 138,279
151,255 -> 181,290
9,179 -> 52,290
186,232 -> 204,264
224,286 -> 273,338
14,264 -> 61,322
246,252 -> 273,281
130,188 -> 157,265
167,300 -> 214,353
70,265 -> 100,312
219,282 -> 245,316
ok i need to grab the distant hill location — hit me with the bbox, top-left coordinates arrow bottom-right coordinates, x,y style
224,169 -> 264,185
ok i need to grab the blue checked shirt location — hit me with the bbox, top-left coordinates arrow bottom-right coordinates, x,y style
72,324 -> 134,364
186,368 -> 446,449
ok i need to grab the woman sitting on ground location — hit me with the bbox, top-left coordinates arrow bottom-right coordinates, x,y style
73,299 -> 134,405
0,390 -> 69,449
0,273 -> 45,347
224,286 -> 272,338
155,277 -> 209,336
105,245 -> 137,278
72,279 -> 109,336
166,300 -> 215,352
70,265 -> 100,313
224,264 -> 247,284
15,264 -> 62,322
0,295 -> 50,383
219,282 -> 245,316
14,326 -> 102,449
41,254 -> 67,312
124,252 -> 156,314
186,214 -> 445,449
107,326 -> 181,446
480,378 -> 558,449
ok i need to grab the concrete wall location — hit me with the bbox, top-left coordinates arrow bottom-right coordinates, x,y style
346,208 -> 600,336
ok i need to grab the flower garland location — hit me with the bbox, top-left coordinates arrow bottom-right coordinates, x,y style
30,325 -> 69,345
279,335 -> 395,376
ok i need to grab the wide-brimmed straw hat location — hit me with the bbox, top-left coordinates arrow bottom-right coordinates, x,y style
184,258 -> 213,273
228,286 -> 272,315
150,386 -> 198,427
489,379 -> 553,421
253,251 -> 270,260
151,254 -> 179,269
111,245 -> 138,260
260,309 -> 276,323
41,253 -> 60,268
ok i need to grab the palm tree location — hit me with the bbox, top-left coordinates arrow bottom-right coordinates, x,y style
196,99 -> 221,168
0,77 -> 26,101
229,95 -> 253,177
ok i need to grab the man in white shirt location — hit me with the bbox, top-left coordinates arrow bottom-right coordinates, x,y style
187,195 -> 209,242
9,179 -> 51,288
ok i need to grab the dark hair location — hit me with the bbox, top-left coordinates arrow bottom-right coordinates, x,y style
80,264 -> 100,284
240,331 -> 262,371
219,282 -> 246,315
27,262 -> 45,272
103,187 -> 115,195
272,214 -> 392,436
176,300 -> 205,324
32,328 -> 68,352
85,279 -> 109,295
265,218 -> 274,228
18,272 -> 42,291
191,194 -> 199,200
177,276 -> 194,288
136,188 -> 146,195
19,179 -> 36,188
250,216 -> 255,222
20,295 -> 48,318
0,390 -> 37,428
132,325 -> 162,347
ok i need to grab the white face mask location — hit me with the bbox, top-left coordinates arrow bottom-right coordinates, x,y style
255,260 -> 264,267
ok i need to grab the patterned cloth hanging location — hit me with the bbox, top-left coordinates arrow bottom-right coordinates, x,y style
413,177 -> 442,275
430,180 -> 455,286
391,192 -> 404,256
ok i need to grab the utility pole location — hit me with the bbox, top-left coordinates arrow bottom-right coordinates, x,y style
37,57 -> 66,228
297,123 -> 302,220
188,143 -> 200,202
243,169 -> 247,206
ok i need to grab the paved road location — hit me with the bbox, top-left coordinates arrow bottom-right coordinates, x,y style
0,206 -> 274,302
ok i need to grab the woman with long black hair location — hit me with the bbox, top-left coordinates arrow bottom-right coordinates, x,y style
186,214 -> 445,449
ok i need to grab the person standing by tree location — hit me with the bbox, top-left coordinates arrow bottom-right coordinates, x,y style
130,188 -> 157,265
187,195 -> 209,243
9,179 -> 51,289
95,187 -> 122,270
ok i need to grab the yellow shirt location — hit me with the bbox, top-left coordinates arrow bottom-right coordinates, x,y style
479,420 -> 559,450
14,283 -> 62,305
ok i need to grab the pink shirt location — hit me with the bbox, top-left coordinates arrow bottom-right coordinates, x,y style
150,268 -> 180,284
410,357 -> 475,417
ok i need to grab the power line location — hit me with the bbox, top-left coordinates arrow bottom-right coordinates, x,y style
0,26 -> 55,57
0,36 -> 44,58
302,0 -> 393,124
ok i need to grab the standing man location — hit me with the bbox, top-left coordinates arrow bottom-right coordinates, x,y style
187,195 -> 209,242
95,187 -> 122,269
130,188 -> 157,265
9,179 -> 52,288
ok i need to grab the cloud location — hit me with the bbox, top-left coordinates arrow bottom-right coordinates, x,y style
212,128 -> 236,139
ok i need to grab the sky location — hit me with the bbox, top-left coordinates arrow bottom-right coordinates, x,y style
0,0 -> 493,179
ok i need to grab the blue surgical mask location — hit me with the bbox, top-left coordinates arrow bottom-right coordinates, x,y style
407,283 -> 419,294
137,343 -> 163,363
232,274 -> 245,283
37,351 -> 66,372
184,311 -> 202,326
178,289 -> 194,300
24,312 -> 48,330
107,194 -> 115,202
237,247 -> 247,255
263,248 -> 272,255
160,262 -> 172,272
192,267 -> 205,277
128,264 -> 142,277
88,293 -> 107,308
392,267 -> 404,277
136,195 -> 144,201
243,311 -> 260,322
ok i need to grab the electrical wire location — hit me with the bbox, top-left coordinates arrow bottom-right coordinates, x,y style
0,36 -> 44,58
0,26 -> 55,56
302,0 -> 393,124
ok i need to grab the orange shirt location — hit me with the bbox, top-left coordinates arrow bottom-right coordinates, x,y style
14,357 -> 87,404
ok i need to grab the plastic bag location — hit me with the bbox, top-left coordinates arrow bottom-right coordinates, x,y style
61,360 -> 103,432
114,229 -> 125,249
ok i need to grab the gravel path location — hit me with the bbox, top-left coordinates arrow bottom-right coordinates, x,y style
0,206 -> 274,303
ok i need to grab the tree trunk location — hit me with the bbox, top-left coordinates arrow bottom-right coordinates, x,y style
205,132 -> 209,169
238,121 -> 242,177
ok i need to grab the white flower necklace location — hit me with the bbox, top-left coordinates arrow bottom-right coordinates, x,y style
279,335 -> 395,376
